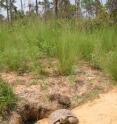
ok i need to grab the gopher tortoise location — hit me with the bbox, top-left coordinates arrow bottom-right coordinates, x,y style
48,109 -> 79,124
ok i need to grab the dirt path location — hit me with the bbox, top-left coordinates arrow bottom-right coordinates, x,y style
36,88 -> 117,124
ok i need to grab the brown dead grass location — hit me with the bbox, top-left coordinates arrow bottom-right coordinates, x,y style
0,61 -> 113,109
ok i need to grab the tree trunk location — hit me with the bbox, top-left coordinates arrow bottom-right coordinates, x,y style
6,0 -> 10,21
35,0 -> 38,15
95,0 -> 102,16
28,0 -> 32,15
20,0 -> 24,14
109,0 -> 117,22
110,0 -> 117,13
54,0 -> 58,18
75,0 -> 81,18
9,0 -> 12,21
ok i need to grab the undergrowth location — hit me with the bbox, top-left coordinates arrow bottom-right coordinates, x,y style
0,18 -> 117,80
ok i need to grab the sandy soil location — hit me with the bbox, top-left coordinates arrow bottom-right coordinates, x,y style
36,88 -> 117,124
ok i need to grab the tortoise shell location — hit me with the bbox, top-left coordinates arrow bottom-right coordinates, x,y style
48,109 -> 78,124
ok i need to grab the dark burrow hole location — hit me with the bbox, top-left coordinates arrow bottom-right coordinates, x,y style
22,114 -> 46,124
19,105 -> 51,124
24,119 -> 37,124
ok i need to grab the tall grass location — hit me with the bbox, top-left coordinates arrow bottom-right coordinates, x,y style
0,79 -> 16,116
0,18 -> 117,80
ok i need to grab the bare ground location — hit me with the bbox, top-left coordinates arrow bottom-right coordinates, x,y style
0,61 -> 112,106
0,60 -> 115,123
37,87 -> 117,124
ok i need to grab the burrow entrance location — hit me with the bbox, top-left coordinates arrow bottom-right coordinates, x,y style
9,94 -> 71,124
18,105 -> 51,124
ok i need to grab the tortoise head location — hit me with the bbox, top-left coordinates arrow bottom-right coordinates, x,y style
68,117 -> 79,124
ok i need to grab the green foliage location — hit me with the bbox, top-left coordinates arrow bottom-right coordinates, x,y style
81,0 -> 96,16
0,79 -> 16,115
0,20 -> 41,74
0,19 -> 117,80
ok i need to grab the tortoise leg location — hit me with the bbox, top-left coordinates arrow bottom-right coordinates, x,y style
68,117 -> 79,124
55,122 -> 60,124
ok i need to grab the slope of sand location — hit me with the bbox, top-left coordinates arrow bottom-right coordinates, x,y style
36,88 -> 117,124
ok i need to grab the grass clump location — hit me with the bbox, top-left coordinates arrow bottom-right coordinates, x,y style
56,32 -> 77,75
0,79 -> 17,116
